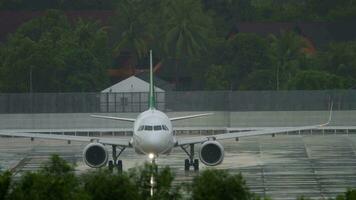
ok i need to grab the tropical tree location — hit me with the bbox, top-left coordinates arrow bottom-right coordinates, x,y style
7,155 -> 89,200
190,169 -> 259,200
305,0 -> 356,21
0,10 -> 109,92
287,70 -> 348,90
318,41 -> 356,83
269,31 -> 306,90
239,69 -> 275,90
0,171 -> 11,200
161,0 -> 214,87
334,189 -> 356,200
226,33 -> 272,89
110,0 -> 152,69
205,64 -> 230,90
81,169 -> 140,200
202,0 -> 255,37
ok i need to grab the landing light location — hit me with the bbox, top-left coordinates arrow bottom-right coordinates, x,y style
148,153 -> 155,159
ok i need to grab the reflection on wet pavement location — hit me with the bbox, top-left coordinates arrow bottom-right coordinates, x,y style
2,135 -> 356,200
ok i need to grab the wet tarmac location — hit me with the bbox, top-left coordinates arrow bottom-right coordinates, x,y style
1,135 -> 356,200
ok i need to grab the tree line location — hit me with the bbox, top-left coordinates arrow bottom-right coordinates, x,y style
0,155 -> 356,200
0,0 -> 356,92
1,0 -> 356,22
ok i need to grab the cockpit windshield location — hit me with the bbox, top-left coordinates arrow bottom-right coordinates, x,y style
154,125 -> 162,130
138,125 -> 169,131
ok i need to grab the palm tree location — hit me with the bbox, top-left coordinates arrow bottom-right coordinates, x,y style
111,0 -> 152,69
162,0 -> 213,86
270,31 -> 306,90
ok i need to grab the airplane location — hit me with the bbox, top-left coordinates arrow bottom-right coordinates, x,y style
0,50 -> 333,172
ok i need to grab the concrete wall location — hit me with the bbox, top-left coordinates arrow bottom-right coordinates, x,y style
0,111 -> 354,130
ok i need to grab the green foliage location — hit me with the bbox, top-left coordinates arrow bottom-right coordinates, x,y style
7,155 -> 89,200
305,0 -> 356,21
335,189 -> 356,200
1,1 -> 356,91
296,197 -> 312,200
109,0 -> 215,88
129,162 -> 181,200
205,65 -> 230,90
320,41 -> 356,79
239,70 -> 275,90
111,0 -> 152,63
0,171 -> 11,200
0,0 -> 116,10
226,33 -> 272,89
5,155 -> 356,200
288,70 -> 349,90
190,169 -> 256,200
269,31 -> 306,90
162,0 -> 213,60
0,10 -> 109,92
82,169 -> 139,200
41,154 -> 73,174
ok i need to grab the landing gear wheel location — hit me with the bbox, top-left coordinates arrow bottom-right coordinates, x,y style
108,160 -> 114,171
116,160 -> 123,172
184,159 -> 190,171
193,159 -> 199,171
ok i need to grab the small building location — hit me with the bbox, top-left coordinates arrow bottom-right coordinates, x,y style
100,75 -> 171,112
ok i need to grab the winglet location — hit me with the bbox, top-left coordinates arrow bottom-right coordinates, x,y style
320,101 -> 333,127
328,101 -> 333,124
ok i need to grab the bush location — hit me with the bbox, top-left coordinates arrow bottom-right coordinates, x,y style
190,169 -> 258,200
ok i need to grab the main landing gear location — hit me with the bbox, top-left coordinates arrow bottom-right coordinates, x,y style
181,144 -> 199,171
108,145 -> 126,172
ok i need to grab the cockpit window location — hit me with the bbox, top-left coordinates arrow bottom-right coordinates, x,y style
144,126 -> 153,131
162,125 -> 169,131
138,126 -> 144,131
154,125 -> 162,130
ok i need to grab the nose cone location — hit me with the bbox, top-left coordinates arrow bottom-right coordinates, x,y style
140,132 -> 171,155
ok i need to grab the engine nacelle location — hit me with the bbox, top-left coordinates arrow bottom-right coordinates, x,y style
83,143 -> 108,168
199,141 -> 224,166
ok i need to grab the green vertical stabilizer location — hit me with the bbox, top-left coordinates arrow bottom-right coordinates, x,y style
149,50 -> 156,109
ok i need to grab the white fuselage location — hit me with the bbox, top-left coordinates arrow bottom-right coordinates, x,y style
132,109 -> 176,155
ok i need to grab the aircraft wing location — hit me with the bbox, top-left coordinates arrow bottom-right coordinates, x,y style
170,113 -> 213,121
0,132 -> 131,147
90,115 -> 136,122
177,103 -> 333,146
176,122 -> 330,146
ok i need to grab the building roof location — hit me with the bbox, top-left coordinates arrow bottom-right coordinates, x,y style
101,75 -> 165,93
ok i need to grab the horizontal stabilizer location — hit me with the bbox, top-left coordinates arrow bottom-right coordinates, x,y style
91,115 -> 135,122
170,113 -> 213,121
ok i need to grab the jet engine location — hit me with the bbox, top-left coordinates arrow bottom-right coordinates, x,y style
199,141 -> 224,166
83,143 -> 108,168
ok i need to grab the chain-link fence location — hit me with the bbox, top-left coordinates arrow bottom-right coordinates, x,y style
0,90 -> 355,113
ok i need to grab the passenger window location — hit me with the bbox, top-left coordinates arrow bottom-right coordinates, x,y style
154,125 -> 162,130
162,125 -> 168,131
138,126 -> 144,131
144,126 -> 153,131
